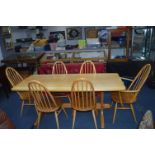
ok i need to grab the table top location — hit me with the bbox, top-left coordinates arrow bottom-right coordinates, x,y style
1,52 -> 44,64
12,73 -> 125,92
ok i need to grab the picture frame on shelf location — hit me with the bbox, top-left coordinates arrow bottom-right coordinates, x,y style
98,28 -> 108,46
49,31 -> 66,49
49,31 -> 66,41
85,27 -> 98,39
67,27 -> 82,40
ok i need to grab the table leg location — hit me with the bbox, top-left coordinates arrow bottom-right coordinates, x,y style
100,92 -> 105,128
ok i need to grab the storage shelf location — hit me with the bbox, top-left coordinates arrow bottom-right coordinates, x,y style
107,27 -> 132,61
40,48 -> 106,63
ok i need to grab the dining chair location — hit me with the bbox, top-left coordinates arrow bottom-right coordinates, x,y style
111,64 -> 151,123
52,61 -> 68,74
28,80 -> 68,128
5,67 -> 34,116
51,61 -> 71,103
71,78 -> 97,128
80,60 -> 100,106
80,60 -> 96,74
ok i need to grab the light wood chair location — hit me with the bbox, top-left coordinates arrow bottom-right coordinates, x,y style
28,80 -> 68,128
51,61 -> 71,103
80,60 -> 100,105
112,64 -> 151,123
52,61 -> 68,74
80,60 -> 96,74
71,78 -> 97,128
5,67 -> 33,116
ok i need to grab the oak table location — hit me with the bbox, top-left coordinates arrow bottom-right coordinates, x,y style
12,73 -> 125,128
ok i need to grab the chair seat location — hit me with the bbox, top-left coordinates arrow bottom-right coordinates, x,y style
111,91 -> 137,104
37,97 -> 62,113
72,107 -> 96,111
37,106 -> 61,113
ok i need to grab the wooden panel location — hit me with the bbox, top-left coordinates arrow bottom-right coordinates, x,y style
63,103 -> 111,109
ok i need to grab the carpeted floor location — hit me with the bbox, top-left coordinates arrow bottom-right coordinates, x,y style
0,84 -> 154,129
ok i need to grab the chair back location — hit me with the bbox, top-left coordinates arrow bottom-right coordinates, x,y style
52,61 -> 67,74
80,60 -> 96,74
71,78 -> 96,111
6,67 -> 30,100
5,67 -> 23,87
128,64 -> 151,91
28,80 -> 58,112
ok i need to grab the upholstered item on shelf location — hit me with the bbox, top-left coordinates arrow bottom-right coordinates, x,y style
139,110 -> 154,129
0,109 -> 15,129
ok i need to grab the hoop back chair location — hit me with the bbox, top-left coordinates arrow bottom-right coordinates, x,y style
80,60 -> 96,74
112,64 -> 151,123
5,67 -> 33,116
52,61 -> 68,74
51,61 -> 71,103
71,78 -> 97,128
28,80 -> 67,128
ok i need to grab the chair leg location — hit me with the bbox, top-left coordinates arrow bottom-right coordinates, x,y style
95,109 -> 98,116
20,100 -> 24,116
72,110 -> 76,129
55,112 -> 60,129
28,94 -> 31,104
130,104 -> 137,123
113,103 -> 118,124
37,112 -> 42,128
92,110 -> 97,129
33,109 -> 39,127
62,107 -> 68,119
68,95 -> 71,104
111,100 -> 114,107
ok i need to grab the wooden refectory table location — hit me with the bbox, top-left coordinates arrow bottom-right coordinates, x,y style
12,73 -> 125,128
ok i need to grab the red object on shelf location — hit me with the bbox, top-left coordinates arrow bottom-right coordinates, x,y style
38,62 -> 106,74
111,26 -> 129,36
